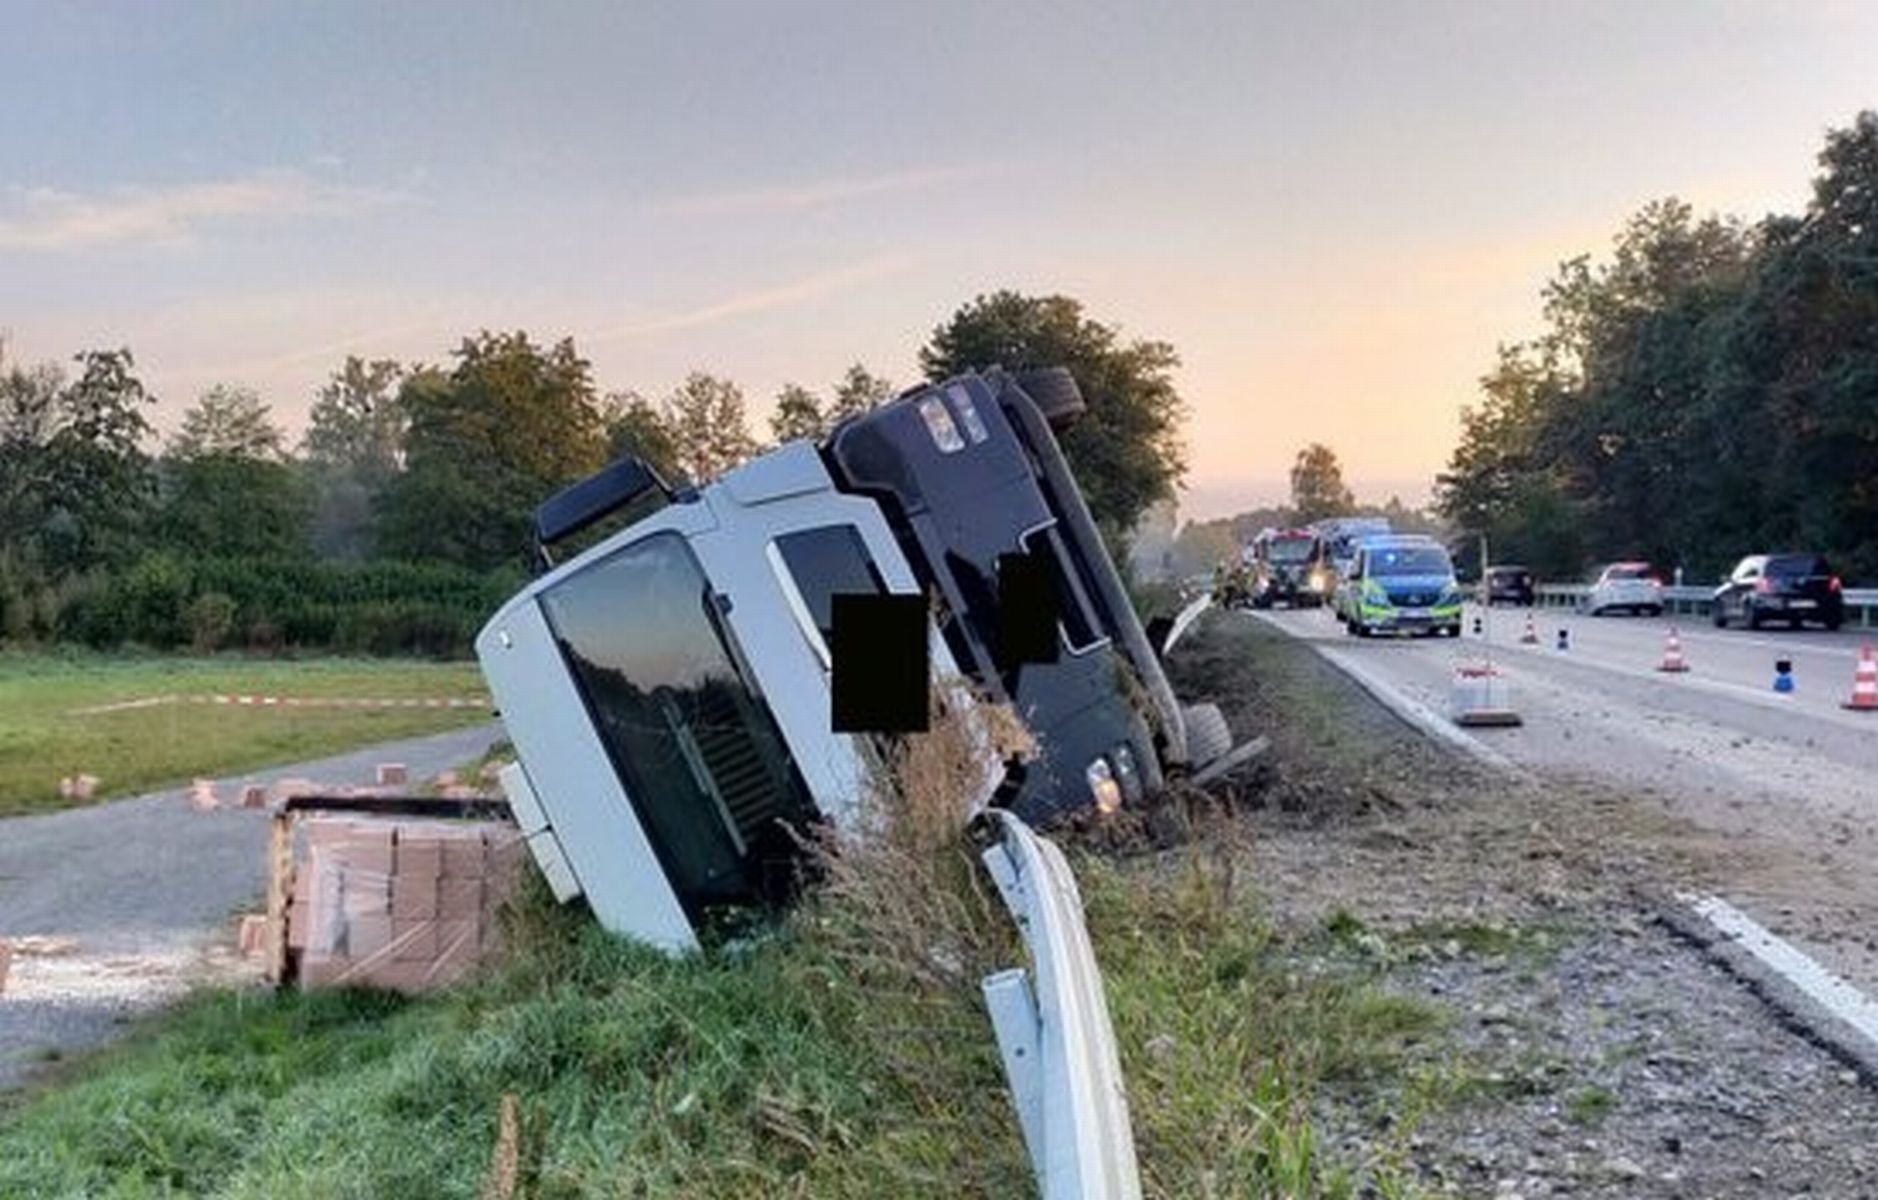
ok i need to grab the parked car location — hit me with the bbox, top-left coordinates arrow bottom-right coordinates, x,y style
1586,562 -> 1663,616
1712,553 -> 1845,630
1484,564 -> 1535,606
1343,536 -> 1464,638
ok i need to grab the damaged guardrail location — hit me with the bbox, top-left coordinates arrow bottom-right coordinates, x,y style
979,810 -> 1142,1200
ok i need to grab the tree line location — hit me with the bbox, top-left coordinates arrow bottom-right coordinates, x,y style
1142,443 -> 1443,580
0,290 -> 1186,655
1436,111 -> 1878,584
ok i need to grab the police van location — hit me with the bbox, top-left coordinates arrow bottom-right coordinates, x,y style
1340,534 -> 1464,639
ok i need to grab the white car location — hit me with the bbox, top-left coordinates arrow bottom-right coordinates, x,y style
1586,561 -> 1664,616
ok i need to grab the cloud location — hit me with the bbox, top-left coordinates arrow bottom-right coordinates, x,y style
0,169 -> 409,251
660,165 -> 992,216
589,253 -> 925,341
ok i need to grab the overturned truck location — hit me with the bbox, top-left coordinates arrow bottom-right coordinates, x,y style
477,366 -> 1255,1196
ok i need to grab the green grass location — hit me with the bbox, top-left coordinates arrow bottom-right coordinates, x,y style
0,652 -> 488,816
1565,1084 -> 1615,1126
0,827 -> 1462,1199
0,622 -> 1483,1195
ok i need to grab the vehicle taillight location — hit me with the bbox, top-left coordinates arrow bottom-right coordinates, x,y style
1830,576 -> 1843,593
1754,577 -> 1773,594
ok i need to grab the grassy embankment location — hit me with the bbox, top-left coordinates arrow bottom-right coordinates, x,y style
0,653 -> 488,817
0,621 -> 1481,1197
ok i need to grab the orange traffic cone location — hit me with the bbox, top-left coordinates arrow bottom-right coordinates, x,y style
1843,645 -> 1878,711
1520,613 -> 1539,645
1657,627 -> 1690,673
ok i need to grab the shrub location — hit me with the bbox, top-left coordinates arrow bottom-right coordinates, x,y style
53,553 -> 509,656
183,591 -> 237,653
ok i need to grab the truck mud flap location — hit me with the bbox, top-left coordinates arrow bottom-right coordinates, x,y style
978,810 -> 1142,1199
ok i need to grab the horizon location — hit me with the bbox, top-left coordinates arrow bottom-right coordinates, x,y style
5,1 -> 1873,524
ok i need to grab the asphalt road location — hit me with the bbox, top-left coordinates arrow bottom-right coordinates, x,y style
1252,601 -> 1878,1003
0,723 -> 504,1092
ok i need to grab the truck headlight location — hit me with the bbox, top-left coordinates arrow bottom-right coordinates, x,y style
1086,758 -> 1123,814
917,395 -> 965,453
1307,572 -> 1327,593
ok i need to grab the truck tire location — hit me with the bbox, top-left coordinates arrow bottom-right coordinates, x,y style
1182,702 -> 1232,768
1013,366 -> 1087,433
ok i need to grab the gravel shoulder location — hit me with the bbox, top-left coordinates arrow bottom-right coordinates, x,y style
1259,602 -> 1878,1006
0,723 -> 503,1094
1167,611 -> 1878,1197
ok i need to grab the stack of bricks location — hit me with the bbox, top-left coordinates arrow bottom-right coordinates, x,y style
287,816 -> 526,993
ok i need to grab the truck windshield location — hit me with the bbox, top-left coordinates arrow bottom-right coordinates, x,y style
1369,546 -> 1451,576
539,531 -> 814,909
1268,538 -> 1317,563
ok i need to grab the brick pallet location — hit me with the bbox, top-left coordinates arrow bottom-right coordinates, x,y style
264,794 -> 522,994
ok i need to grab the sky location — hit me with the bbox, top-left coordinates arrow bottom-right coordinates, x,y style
3,0 -> 1875,522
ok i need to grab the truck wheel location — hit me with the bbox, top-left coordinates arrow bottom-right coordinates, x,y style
1182,702 -> 1232,768
1013,366 -> 1087,433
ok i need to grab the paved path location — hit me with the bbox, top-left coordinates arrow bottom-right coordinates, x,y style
0,723 -> 503,1092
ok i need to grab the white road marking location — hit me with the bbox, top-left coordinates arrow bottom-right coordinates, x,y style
1682,893 -> 1878,1056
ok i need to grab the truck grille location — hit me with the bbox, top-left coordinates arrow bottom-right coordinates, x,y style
691,682 -> 788,846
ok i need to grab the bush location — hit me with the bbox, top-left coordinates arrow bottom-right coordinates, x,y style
55,553 -> 515,656
183,591 -> 237,653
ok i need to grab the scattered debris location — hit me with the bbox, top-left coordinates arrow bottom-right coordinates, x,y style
57,774 -> 100,801
236,914 -> 269,958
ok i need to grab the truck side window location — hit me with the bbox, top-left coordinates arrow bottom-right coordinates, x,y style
539,531 -> 815,909
1019,524 -> 1107,654
773,525 -> 890,654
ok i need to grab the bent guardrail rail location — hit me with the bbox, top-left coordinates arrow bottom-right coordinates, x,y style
1163,592 -> 1213,654
1528,583 -> 1878,627
980,810 -> 1142,1200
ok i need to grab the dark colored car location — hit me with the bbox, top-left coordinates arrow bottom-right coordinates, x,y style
1712,553 -> 1845,630
1484,564 -> 1534,606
